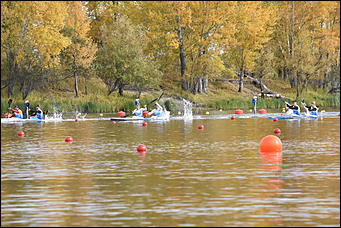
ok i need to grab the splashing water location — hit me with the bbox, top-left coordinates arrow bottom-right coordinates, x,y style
45,105 -> 63,120
182,98 -> 193,120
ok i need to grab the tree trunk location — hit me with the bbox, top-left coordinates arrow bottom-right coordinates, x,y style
238,70 -> 244,93
177,17 -> 187,91
6,48 -> 17,98
74,72 -> 79,97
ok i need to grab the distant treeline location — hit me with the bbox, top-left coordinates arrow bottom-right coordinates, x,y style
1,1 -> 340,101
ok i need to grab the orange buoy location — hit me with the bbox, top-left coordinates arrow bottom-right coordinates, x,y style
65,136 -> 73,142
258,109 -> 267,114
273,118 -> 278,122
230,116 -> 235,120
198,124 -> 204,130
260,135 -> 282,153
117,111 -> 125,117
235,109 -> 244,114
142,122 -> 148,127
17,131 -> 24,137
274,128 -> 281,134
137,144 -> 147,152
111,121 -> 117,124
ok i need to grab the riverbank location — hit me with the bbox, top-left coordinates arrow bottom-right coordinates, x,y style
1,78 -> 339,116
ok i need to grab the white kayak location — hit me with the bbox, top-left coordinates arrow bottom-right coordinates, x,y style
1,117 -> 44,123
111,111 -> 170,122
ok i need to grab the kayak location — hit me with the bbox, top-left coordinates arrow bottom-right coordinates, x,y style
111,112 -> 170,122
268,114 -> 318,120
1,117 -> 44,123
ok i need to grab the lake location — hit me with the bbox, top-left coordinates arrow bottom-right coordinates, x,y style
1,113 -> 340,227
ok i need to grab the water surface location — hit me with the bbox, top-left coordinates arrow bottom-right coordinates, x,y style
1,114 -> 340,227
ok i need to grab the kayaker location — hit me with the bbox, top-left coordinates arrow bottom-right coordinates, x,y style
8,105 -> 24,119
30,105 -> 44,120
148,102 -> 164,117
284,101 -> 301,115
132,103 -> 147,117
302,100 -> 318,116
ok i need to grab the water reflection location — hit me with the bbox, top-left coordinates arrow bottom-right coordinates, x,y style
1,117 -> 340,227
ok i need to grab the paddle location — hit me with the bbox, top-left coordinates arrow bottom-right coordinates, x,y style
148,91 -> 164,105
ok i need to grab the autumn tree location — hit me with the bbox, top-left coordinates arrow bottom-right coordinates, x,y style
94,15 -> 161,96
1,1 -> 71,99
59,1 -> 97,97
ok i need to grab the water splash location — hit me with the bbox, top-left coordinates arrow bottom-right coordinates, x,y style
182,98 -> 193,121
45,104 -> 63,120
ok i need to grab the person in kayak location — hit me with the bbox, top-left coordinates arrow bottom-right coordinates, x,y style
8,105 -> 24,119
302,100 -> 318,116
284,101 -> 301,115
132,103 -> 147,117
148,102 -> 164,117
30,105 -> 44,120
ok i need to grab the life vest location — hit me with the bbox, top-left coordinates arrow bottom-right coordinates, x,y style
36,111 -> 43,120
310,111 -> 318,116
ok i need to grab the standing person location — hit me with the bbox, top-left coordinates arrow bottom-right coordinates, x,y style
8,105 -> 24,119
24,100 -> 30,119
284,101 -> 301,115
302,100 -> 319,116
252,96 -> 257,114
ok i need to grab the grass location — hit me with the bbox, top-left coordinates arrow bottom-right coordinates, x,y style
1,78 -> 339,116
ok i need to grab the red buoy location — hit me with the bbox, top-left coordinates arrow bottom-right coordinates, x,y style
75,119 -> 80,122
17,131 -> 24,137
273,118 -> 278,122
198,124 -> 204,130
111,121 -> 117,124
258,109 -> 267,114
142,122 -> 148,127
274,128 -> 281,134
230,116 -> 236,120
235,109 -> 244,114
260,135 -> 282,153
137,144 -> 147,152
65,136 -> 73,142
117,111 -> 125,117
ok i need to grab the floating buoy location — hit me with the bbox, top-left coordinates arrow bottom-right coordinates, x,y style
117,111 -> 125,117
258,109 -> 267,114
205,111 -> 210,115
65,136 -> 73,142
230,116 -> 236,120
274,128 -> 281,134
111,121 -> 117,124
219,109 -> 223,112
99,113 -> 103,116
75,119 -> 80,122
273,118 -> 278,122
282,108 -> 286,113
17,131 -> 24,137
142,122 -> 148,127
249,109 -> 253,113
235,109 -> 243,114
260,135 -> 282,153
198,124 -> 204,130
178,111 -> 182,115
137,144 -> 147,152
321,110 -> 326,113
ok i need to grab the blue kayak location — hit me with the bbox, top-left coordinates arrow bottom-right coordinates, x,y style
268,114 -> 318,120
